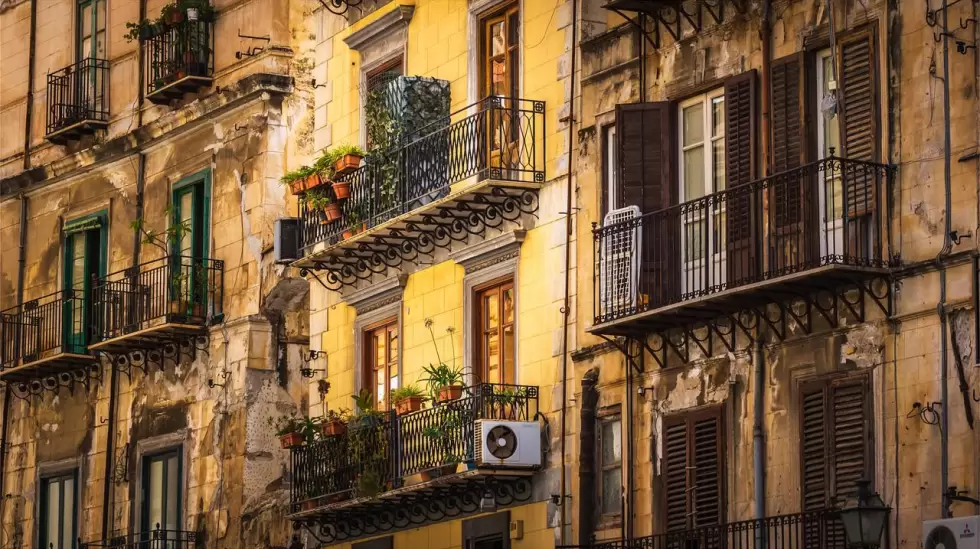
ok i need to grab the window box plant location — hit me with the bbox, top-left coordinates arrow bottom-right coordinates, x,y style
391,385 -> 426,415
320,409 -> 350,437
341,204 -> 367,239
332,144 -> 366,177
423,362 -> 464,403
281,166 -> 317,195
269,413 -> 314,449
306,190 -> 342,224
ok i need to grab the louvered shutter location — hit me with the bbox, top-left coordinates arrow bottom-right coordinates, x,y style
800,388 -> 829,512
838,29 -> 879,259
663,419 -> 689,532
692,414 -> 723,528
724,71 -> 760,285
831,379 -> 871,502
616,103 -> 678,308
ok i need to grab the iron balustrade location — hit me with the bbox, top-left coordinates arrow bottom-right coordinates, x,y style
594,155 -> 893,325
144,19 -> 214,98
557,508 -> 883,549
80,528 -> 201,549
300,96 -> 546,250
289,383 -> 539,512
92,256 -> 223,342
45,58 -> 109,136
0,289 -> 86,370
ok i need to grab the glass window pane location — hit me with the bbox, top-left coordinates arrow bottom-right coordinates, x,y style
179,192 -> 194,257
46,480 -> 59,548
388,328 -> 398,363
601,421 -> 622,462
686,219 -> 705,261
601,469 -> 623,514
491,21 -> 505,56
508,12 -> 519,46
683,146 -> 705,200
96,0 -> 106,33
149,459 -> 164,529
71,235 -> 86,291
682,103 -> 704,147
711,97 -> 725,138
62,478 -> 74,549
81,5 -> 93,40
503,288 -> 514,324
96,30 -> 106,59
166,456 -> 179,529
712,139 -> 726,193
503,325 -> 514,384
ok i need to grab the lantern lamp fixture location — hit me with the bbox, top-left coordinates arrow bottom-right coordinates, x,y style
839,480 -> 890,549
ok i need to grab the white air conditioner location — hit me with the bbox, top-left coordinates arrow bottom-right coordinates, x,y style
924,516 -> 980,549
598,206 -> 641,318
474,420 -> 541,468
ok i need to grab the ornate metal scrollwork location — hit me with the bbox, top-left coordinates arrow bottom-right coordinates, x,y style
9,362 -> 103,402
316,0 -> 363,16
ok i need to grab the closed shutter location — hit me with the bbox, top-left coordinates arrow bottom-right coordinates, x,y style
724,71 -> 760,284
663,408 -> 725,533
800,389 -> 828,512
831,379 -> 871,501
616,103 -> 678,307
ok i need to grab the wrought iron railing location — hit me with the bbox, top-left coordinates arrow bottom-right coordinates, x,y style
46,57 -> 109,136
144,19 -> 214,96
300,96 -> 546,250
92,256 -> 223,342
557,509 -> 882,549
0,289 -> 86,370
594,155 -> 894,325
289,383 -> 539,512
80,528 -> 201,549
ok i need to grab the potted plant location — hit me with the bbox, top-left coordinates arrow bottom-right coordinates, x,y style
419,406 -> 465,480
332,144 -> 366,176
341,204 -> 366,239
421,320 -> 464,403
348,389 -> 388,497
306,190 -> 342,224
321,408 -> 350,437
269,413 -> 313,449
281,166 -> 315,196
391,385 -> 426,415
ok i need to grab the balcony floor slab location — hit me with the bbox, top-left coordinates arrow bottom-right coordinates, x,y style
88,322 -> 208,354
0,352 -> 97,383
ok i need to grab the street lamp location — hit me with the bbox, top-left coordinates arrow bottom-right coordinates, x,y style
840,480 -> 890,548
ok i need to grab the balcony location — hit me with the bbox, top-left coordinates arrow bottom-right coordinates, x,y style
296,96 -> 545,287
593,156 -> 894,339
289,384 -> 540,543
45,58 -> 110,144
81,529 -> 201,549
558,508 -> 884,549
0,289 -> 98,383
144,19 -> 214,104
89,256 -> 223,354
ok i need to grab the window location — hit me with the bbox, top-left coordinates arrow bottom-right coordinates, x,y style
480,4 -> 519,101
142,450 -> 182,533
678,90 -> 726,295
171,173 -> 211,309
463,511 -> 510,549
475,279 -> 515,385
77,0 -> 106,61
40,472 -> 77,549
597,416 -> 623,518
364,59 -> 404,150
365,319 -> 399,410
63,213 -> 107,353
662,407 -> 724,532
602,124 -> 618,217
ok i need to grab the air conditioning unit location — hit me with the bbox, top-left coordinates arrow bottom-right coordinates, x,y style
474,420 -> 541,468
598,206 -> 641,318
274,218 -> 300,263
924,516 -> 980,549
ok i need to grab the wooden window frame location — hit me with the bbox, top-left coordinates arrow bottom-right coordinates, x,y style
39,471 -> 78,549
473,276 -> 516,386
660,406 -> 726,532
596,410 -> 623,525
798,373 -> 874,511
478,3 -> 520,101
364,317 -> 399,411
76,0 -> 106,62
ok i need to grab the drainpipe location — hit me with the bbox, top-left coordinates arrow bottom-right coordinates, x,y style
22,0 -> 38,170
579,369 -> 599,546
760,0 -> 772,177
752,340 -> 766,522
559,0 -> 580,545
938,0 -> 953,518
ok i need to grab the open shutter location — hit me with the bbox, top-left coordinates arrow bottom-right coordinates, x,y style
831,379 -> 871,502
838,29 -> 878,259
663,419 -> 689,532
692,413 -> 723,528
724,71 -> 760,284
800,387 -> 829,511
616,103 -> 677,308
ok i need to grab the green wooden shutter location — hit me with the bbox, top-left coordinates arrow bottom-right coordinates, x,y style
724,71 -> 760,284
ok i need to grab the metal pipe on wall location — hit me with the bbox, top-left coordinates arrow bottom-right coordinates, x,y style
579,369 -> 599,546
22,0 -> 38,170
938,0 -> 953,518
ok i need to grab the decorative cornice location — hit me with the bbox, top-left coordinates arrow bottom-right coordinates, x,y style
343,5 -> 415,51
343,274 -> 408,314
450,230 -> 526,273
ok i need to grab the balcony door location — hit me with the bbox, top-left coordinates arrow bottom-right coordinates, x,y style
76,0 -> 106,116
141,450 -> 182,536
171,174 -> 210,318
480,4 -> 520,176
816,49 -> 845,260
678,90 -> 727,297
39,472 -> 77,549
63,214 -> 107,354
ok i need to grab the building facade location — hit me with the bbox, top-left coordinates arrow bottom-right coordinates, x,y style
0,0 -> 316,547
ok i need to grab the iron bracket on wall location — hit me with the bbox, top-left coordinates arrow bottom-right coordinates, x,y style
100,333 -> 210,382
8,362 -> 103,402
606,0 -> 741,51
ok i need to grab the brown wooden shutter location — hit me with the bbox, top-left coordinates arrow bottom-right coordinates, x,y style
724,71 -> 760,284
838,28 -> 878,212
615,102 -> 678,307
831,379 -> 871,501
663,419 -> 689,532
800,387 -> 829,511
663,408 -> 725,532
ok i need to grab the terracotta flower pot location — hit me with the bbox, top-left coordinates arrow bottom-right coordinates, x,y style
288,179 -> 306,195
322,420 -> 346,437
334,154 -> 363,176
323,202 -> 342,223
301,499 -> 317,511
304,172 -> 325,191
437,385 -> 464,403
394,396 -> 424,415
279,432 -> 304,449
332,179 -> 351,200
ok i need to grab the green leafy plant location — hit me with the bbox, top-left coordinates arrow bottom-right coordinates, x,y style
322,408 -> 351,423
391,384 -> 426,405
280,165 -> 315,186
346,202 -> 367,231
334,143 -> 366,158
124,0 -> 216,42
421,319 -> 462,398
348,389 -> 389,496
268,413 -> 317,443
422,405 -> 466,472
304,189 -> 333,210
